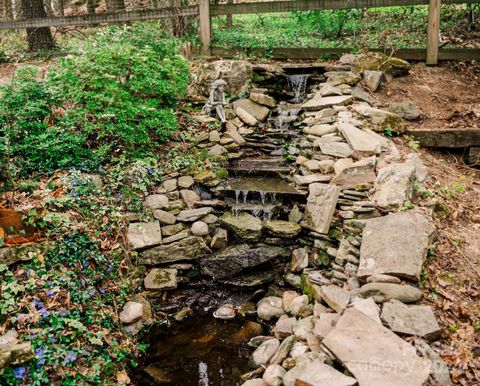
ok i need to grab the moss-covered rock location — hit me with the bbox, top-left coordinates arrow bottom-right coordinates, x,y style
351,52 -> 410,76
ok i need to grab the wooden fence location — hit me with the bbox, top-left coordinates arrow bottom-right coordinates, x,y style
1,0 -> 479,64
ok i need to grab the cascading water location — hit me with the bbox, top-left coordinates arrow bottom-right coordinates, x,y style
288,74 -> 309,103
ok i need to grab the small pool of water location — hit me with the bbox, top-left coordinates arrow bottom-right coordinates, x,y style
135,316 -> 262,385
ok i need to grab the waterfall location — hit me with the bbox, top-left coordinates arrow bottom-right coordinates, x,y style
288,74 -> 309,103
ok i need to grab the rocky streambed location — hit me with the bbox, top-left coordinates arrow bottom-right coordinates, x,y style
121,53 -> 452,386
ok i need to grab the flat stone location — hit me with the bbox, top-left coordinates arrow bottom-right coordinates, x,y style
323,308 -> 431,386
219,212 -> 263,242
302,95 -> 353,111
389,102 -> 421,121
162,178 -> 177,192
176,207 -> 213,222
352,104 -> 406,134
179,189 -> 201,209
127,222 -> 162,250
161,223 -> 185,237
338,122 -> 383,153
257,297 -> 285,321
144,268 -> 178,290
209,130 -> 221,142
319,83 -> 343,96
0,342 -> 34,369
233,99 -> 270,121
162,230 -> 189,244
313,313 -> 340,339
325,71 -> 361,86
242,380 -> 267,386
270,335 -> 295,365
250,92 -> 276,108
406,153 -> 428,182
332,157 -> 376,187
302,183 -> 341,234
283,359 -> 357,386
119,301 -> 144,324
352,85 -> 374,104
226,128 -> 247,146
178,175 -> 194,188
213,304 -> 236,320
153,210 -> 176,225
208,144 -> 227,156
357,212 -> 435,281
367,274 -> 401,284
289,341 -> 310,359
351,297 -> 382,324
288,295 -> 309,317
293,174 -> 331,186
236,107 -> 258,126
373,161 -> 416,208
144,194 -> 169,210
333,158 -> 354,175
265,220 -> 301,238
293,317 -> 314,341
359,283 -> 422,303
319,142 -> 353,158
413,338 -> 453,386
319,285 -> 350,313
381,300 -> 441,340
303,124 -> 337,137
139,236 -> 208,265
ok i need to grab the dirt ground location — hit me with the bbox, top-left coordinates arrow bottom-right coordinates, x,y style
379,62 -> 480,385
377,62 -> 480,129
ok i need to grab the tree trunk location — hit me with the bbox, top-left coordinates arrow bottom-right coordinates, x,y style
226,0 -> 233,28
106,0 -> 125,11
3,0 -> 13,19
87,0 -> 95,14
58,0 -> 65,16
21,0 -> 56,52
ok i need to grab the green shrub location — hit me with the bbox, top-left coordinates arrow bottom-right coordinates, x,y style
48,24 -> 189,158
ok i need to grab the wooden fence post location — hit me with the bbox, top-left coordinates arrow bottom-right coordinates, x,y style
426,0 -> 441,65
199,0 -> 211,55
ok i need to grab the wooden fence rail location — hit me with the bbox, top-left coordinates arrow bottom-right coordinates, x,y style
1,0 -> 479,64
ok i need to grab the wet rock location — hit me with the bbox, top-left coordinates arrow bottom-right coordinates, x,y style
263,364 -> 286,386
373,161 -> 416,208
119,301 -> 144,324
210,227 -> 228,249
413,338 -> 453,386
144,365 -> 173,384
257,297 -> 285,321
153,210 -> 176,225
319,142 -> 353,158
325,71 -> 361,86
353,104 -> 406,134
357,212 -> 435,281
175,307 -> 193,322
274,315 -> 295,339
302,183 -> 341,235
236,107 -> 258,126
178,175 -> 194,189
313,313 -> 340,339
283,359 -> 356,386
363,70 -> 383,92
250,338 -> 280,367
381,300 -> 441,340
200,244 -> 287,279
219,212 -> 263,242
250,92 -> 276,108
213,304 -> 236,320
389,102 -> 421,121
144,194 -> 169,210
270,335 -> 295,365
323,308 -> 430,386
265,220 -> 301,238
195,60 -> 252,96
290,248 -> 308,273
190,221 -> 209,236
139,236 -> 208,265
302,95 -> 353,111
161,223 -> 186,237
233,99 -> 270,122
319,285 -> 350,313
144,268 -> 178,290
293,174 -> 331,186
176,207 -> 213,222
351,297 -> 381,324
359,283 -> 422,303
127,222 -> 162,250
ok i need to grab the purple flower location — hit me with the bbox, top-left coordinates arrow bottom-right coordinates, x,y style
35,348 -> 46,367
46,290 -> 54,298
33,300 -> 43,309
148,168 -> 155,175
98,166 -> 106,174
39,307 -> 49,318
99,287 -> 106,294
49,336 -> 57,343
82,261 -> 89,269
88,289 -> 96,297
13,366 -> 26,379
63,350 -> 77,365
26,269 -> 34,276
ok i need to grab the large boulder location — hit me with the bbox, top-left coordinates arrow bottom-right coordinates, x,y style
219,212 -> 263,242
349,52 -> 411,76
194,60 -> 253,97
373,161 -> 416,209
138,236 -> 208,265
352,104 -> 406,134
357,211 -> 435,281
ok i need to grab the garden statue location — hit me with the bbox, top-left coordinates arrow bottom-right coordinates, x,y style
202,79 -> 227,123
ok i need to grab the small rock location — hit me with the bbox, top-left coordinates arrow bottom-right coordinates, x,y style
263,364 -> 286,386
257,297 -> 285,321
313,313 -> 340,339
265,220 -> 301,238
389,102 -> 421,121
269,335 -> 295,365
213,304 -> 236,320
119,301 -> 144,324
363,70 -> 383,92
208,144 -> 227,156
242,380 -> 267,386
144,268 -> 178,290
359,283 -> 422,303
127,222 -> 162,250
178,175 -> 194,188
153,210 -> 176,225
162,178 -> 177,192
288,295 -> 309,317
283,359 -> 356,386
236,106 -> 258,126
367,274 -> 402,284
351,297 -> 382,324
274,315 -> 296,339
282,291 -> 299,312
191,221 -> 209,236
320,285 -> 350,313
176,207 -> 213,222
293,317 -> 314,341
250,338 -> 280,367
210,227 -> 228,249
290,341 -> 310,359
144,194 -> 169,210
290,248 -> 308,273
209,130 -> 221,142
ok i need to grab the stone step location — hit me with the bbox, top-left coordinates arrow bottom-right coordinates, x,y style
213,177 -> 307,197
228,157 -> 291,175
